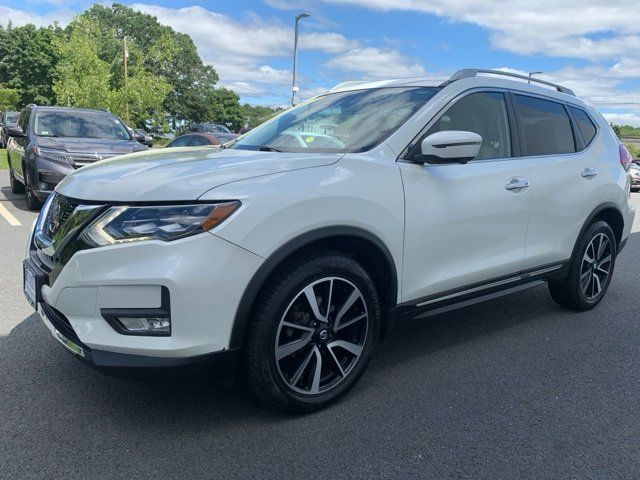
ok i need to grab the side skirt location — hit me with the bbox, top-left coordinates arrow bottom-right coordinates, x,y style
391,261 -> 568,322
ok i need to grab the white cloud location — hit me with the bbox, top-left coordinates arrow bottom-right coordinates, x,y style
323,0 -> 640,61
325,47 -> 426,78
602,112 -> 640,127
129,4 -> 365,102
0,6 -> 74,27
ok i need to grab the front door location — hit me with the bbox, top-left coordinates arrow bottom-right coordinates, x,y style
399,91 -> 531,303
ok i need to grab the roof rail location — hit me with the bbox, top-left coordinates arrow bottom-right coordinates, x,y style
329,80 -> 371,92
441,69 -> 575,96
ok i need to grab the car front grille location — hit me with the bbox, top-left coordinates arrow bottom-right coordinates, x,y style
43,193 -> 83,240
33,194 -> 105,283
70,153 -> 117,168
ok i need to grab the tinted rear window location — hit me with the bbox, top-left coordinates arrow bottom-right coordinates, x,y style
569,106 -> 597,146
514,95 -> 575,156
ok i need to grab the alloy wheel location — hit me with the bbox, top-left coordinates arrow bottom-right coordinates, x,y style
580,232 -> 612,300
274,276 -> 369,396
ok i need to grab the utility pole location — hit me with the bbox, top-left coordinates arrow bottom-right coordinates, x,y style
122,35 -> 129,124
291,13 -> 310,106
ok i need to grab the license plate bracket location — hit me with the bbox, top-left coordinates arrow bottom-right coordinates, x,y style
23,259 -> 45,309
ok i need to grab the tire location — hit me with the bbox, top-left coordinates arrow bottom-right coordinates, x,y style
24,167 -> 42,210
245,250 -> 382,413
548,221 -> 617,310
9,166 -> 24,194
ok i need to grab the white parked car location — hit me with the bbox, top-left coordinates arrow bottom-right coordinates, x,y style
24,69 -> 635,412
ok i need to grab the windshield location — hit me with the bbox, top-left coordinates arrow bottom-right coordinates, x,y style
191,123 -> 231,134
231,87 -> 439,153
33,111 -> 131,140
5,112 -> 18,125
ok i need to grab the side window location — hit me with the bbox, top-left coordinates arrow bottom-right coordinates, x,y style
569,106 -> 597,147
514,95 -> 575,156
423,92 -> 512,160
189,135 -> 213,146
169,135 -> 191,147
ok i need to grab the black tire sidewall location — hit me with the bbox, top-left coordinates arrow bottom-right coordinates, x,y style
249,253 -> 381,411
571,221 -> 617,308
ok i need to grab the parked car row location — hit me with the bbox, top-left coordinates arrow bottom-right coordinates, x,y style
3,103 -> 249,209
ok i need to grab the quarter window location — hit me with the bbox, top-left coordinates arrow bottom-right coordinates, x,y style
514,95 -> 575,156
423,92 -> 512,160
569,106 -> 597,146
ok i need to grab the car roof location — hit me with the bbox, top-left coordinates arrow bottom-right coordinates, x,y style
328,68 -> 588,108
29,106 -> 114,115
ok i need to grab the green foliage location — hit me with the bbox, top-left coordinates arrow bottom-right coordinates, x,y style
610,123 -> 622,138
0,23 -> 61,106
53,19 -> 113,110
80,3 -> 221,128
0,149 -> 7,170
241,104 -> 285,128
1,3 -> 248,132
626,143 -> 639,158
615,124 -> 640,137
54,17 -> 170,130
0,84 -> 20,110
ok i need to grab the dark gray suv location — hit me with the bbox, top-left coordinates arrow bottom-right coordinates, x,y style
7,105 -> 147,209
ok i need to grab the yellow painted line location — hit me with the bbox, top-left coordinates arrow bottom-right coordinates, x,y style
0,203 -> 21,226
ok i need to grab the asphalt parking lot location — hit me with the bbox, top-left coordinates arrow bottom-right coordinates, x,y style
2,169 -> 640,479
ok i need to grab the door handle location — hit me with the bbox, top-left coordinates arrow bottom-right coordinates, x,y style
582,168 -> 598,178
505,177 -> 530,191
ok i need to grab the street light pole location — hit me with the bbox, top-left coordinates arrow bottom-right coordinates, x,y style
291,13 -> 310,106
528,71 -> 543,84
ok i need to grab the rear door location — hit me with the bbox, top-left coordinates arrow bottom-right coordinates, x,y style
399,90 -> 531,302
512,93 -> 598,269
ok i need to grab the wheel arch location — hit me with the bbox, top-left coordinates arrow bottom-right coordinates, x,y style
229,226 -> 399,350
572,203 -> 625,258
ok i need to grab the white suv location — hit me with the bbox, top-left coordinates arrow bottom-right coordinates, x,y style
24,69 -> 635,412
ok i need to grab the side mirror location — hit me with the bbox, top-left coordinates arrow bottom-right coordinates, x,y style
7,126 -> 25,137
419,130 -> 482,164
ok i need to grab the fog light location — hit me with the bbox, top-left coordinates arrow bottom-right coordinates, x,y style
117,316 -> 171,334
39,182 -> 51,191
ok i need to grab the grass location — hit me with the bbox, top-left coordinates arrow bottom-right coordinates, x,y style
0,149 -> 7,170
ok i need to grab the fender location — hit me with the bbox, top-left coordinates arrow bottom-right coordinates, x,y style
228,225 -> 398,349
570,202 -> 624,259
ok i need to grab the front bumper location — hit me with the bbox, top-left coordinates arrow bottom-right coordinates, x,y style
27,227 -> 264,363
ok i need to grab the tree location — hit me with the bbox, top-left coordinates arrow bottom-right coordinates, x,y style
80,3 -> 223,128
241,104 -> 284,128
53,19 -> 113,109
0,23 -> 61,106
54,17 -> 170,129
0,84 -> 20,110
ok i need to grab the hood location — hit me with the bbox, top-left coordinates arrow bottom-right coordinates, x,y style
37,136 -> 146,155
57,146 -> 341,202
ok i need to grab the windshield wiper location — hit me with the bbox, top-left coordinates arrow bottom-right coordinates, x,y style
257,146 -> 282,152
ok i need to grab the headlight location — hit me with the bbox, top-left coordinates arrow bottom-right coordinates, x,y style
34,146 -> 72,165
80,201 -> 241,246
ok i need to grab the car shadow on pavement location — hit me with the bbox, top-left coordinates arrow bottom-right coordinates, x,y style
0,283 -> 566,426
1,233 -> 637,434
0,185 -> 30,212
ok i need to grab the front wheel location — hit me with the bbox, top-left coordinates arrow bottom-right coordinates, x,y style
245,251 -> 381,413
548,221 -> 617,310
9,166 -> 24,194
24,168 -> 42,210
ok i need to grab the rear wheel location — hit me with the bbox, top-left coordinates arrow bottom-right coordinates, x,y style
548,221 -> 616,310
245,251 -> 381,413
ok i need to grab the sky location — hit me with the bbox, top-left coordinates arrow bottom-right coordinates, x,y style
1,0 -> 640,125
